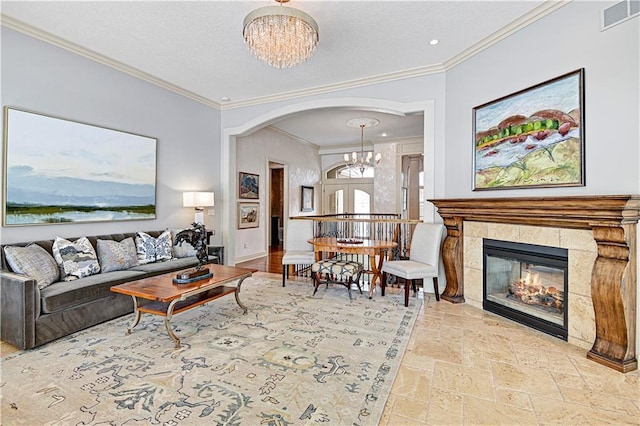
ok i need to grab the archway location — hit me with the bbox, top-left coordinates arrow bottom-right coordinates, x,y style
222,98 -> 436,265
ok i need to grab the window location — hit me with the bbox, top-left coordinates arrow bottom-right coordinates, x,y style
327,164 -> 375,179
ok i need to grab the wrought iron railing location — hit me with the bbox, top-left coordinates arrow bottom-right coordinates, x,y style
290,214 -> 423,284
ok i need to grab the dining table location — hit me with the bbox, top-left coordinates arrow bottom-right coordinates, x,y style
307,237 -> 397,298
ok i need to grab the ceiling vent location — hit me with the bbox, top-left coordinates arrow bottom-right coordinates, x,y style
602,0 -> 639,30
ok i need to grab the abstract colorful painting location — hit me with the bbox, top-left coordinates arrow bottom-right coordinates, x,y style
3,107 -> 157,225
473,69 -> 585,190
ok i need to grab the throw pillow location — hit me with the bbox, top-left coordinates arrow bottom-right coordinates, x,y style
97,238 -> 138,273
3,244 -> 60,289
170,228 -> 197,259
135,230 -> 172,264
52,236 -> 101,281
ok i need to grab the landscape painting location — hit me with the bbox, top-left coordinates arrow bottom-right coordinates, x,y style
238,202 -> 259,229
239,172 -> 259,199
473,69 -> 585,190
3,107 -> 157,225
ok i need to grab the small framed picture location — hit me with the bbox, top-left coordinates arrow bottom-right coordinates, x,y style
238,202 -> 259,229
239,172 -> 259,199
301,186 -> 314,212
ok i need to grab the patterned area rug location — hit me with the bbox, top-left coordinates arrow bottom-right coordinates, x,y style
1,276 -> 419,425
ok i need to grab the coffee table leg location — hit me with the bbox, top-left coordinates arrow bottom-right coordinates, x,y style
127,296 -> 142,335
234,276 -> 249,314
166,299 -> 181,348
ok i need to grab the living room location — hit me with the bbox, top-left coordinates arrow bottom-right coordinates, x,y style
1,1 -> 639,424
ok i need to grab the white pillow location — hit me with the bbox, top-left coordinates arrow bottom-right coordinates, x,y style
52,237 -> 101,281
170,228 -> 197,258
135,230 -> 172,264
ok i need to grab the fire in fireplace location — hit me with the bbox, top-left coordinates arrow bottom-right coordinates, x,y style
483,239 -> 568,340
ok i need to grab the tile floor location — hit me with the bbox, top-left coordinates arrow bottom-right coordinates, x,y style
277,272 -> 639,425
2,272 -> 639,425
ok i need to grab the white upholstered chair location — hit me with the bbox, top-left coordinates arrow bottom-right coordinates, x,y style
381,222 -> 445,307
281,219 -> 316,287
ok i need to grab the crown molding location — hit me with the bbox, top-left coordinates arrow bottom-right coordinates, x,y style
264,125 -> 320,149
0,14 -> 223,110
2,1 -> 569,110
443,0 -> 570,69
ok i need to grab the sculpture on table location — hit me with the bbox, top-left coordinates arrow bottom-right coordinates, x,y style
174,223 -> 211,282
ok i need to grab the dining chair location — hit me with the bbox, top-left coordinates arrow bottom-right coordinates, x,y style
281,219 -> 316,287
381,222 -> 445,307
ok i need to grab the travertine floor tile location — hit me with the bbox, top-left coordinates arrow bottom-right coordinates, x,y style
495,388 -> 533,411
432,361 -> 495,400
559,386 -> 640,416
531,395 -> 640,425
426,388 -> 463,425
491,361 -> 562,399
391,366 -> 432,401
463,394 -> 538,425
388,395 -> 429,423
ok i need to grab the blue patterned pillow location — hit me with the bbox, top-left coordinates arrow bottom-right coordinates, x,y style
135,230 -> 172,264
52,237 -> 101,281
4,244 -> 60,289
97,238 -> 138,273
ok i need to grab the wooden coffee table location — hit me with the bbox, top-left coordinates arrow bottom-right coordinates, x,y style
110,264 -> 256,348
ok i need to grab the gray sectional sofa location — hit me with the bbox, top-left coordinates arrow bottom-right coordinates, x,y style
0,231 -> 217,350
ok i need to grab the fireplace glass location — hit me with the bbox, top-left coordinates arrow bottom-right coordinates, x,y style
483,239 -> 568,340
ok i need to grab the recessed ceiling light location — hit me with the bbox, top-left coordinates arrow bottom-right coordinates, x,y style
221,97 -> 231,102
381,132 -> 388,137
429,39 -> 439,45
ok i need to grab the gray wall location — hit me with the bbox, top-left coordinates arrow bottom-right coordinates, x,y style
444,0 -> 639,197
1,28 -> 222,245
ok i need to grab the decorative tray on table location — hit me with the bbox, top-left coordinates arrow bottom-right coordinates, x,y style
336,238 -> 364,244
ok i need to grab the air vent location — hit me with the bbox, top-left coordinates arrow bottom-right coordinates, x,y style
602,0 -> 640,30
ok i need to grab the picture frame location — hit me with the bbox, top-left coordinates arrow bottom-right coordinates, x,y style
238,202 -> 260,229
301,186 -> 314,212
472,69 -> 585,190
238,172 -> 259,199
2,107 -> 157,226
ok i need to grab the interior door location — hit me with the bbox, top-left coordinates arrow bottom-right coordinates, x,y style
323,182 -> 373,214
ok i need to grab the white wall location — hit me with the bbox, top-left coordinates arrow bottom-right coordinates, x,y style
0,28 -> 222,245
444,1 -> 640,198
235,127 -> 320,262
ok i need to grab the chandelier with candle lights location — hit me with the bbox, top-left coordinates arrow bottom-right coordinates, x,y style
344,118 -> 382,174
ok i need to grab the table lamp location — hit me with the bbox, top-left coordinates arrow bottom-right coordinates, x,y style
183,191 -> 214,225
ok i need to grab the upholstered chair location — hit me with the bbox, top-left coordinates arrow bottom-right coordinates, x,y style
381,223 -> 445,307
281,219 -> 316,287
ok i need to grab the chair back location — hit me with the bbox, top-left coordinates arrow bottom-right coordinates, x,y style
284,219 -> 314,252
409,223 -> 445,267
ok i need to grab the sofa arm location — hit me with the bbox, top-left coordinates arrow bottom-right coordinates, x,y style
1,271 -> 37,350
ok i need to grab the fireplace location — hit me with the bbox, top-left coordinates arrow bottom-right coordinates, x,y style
483,239 -> 568,340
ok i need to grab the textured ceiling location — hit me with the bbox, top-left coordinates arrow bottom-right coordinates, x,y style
1,0 -> 557,145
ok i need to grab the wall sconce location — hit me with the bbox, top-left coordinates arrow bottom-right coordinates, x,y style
183,191 -> 214,225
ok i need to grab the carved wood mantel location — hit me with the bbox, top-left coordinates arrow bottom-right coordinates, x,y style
429,195 -> 639,373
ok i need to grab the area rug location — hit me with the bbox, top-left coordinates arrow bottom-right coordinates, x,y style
1,276 -> 420,425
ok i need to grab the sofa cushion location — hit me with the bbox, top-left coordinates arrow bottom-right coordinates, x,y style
40,269 -> 147,314
135,230 -> 172,264
97,238 -> 138,273
130,257 -> 200,274
52,237 -> 101,281
170,228 -> 197,258
3,244 -> 60,289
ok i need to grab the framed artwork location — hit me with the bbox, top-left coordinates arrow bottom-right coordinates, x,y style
301,186 -> 314,212
2,107 -> 157,226
238,202 -> 259,229
473,69 -> 585,190
239,172 -> 259,199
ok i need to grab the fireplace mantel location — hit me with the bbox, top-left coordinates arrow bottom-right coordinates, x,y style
429,195 -> 639,373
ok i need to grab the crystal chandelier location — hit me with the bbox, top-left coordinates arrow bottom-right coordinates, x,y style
243,0 -> 319,69
344,118 -> 382,174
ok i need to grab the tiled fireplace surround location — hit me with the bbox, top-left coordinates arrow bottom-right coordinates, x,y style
430,195 -> 639,373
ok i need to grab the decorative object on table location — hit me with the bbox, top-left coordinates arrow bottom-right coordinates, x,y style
301,185 -> 314,212
336,238 -> 364,244
182,191 -> 214,224
473,68 -> 585,190
3,107 -> 157,226
0,278 -> 418,425
173,223 -> 211,283
243,0 -> 319,69
343,117 -> 382,175
238,171 -> 259,199
238,202 -> 260,229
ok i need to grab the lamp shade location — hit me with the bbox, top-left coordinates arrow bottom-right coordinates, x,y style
183,192 -> 214,208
